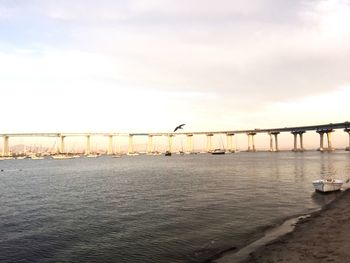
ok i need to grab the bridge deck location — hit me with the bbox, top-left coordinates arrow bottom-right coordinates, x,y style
0,121 -> 349,137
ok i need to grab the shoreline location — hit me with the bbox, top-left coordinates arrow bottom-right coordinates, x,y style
209,188 -> 350,263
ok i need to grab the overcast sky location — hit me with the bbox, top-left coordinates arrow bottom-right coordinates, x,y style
1,0 -> 350,134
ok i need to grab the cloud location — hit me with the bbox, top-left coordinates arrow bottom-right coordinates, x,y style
1,0 -> 350,132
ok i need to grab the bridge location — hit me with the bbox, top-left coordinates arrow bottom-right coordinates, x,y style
1,122 -> 350,156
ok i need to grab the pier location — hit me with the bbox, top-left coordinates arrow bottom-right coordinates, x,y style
1,122 -> 350,157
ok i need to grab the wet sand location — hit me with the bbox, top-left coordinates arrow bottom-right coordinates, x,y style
249,189 -> 350,262
213,189 -> 350,263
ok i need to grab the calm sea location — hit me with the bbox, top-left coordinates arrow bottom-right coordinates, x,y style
1,152 -> 349,263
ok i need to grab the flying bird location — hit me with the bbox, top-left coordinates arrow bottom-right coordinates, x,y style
174,124 -> 185,132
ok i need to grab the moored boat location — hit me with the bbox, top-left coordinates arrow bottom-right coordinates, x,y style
211,149 -> 225,155
52,155 -> 74,159
30,155 -> 45,160
86,154 -> 100,158
312,178 -> 343,192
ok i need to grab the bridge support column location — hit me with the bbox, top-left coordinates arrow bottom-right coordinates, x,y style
345,129 -> 350,151
293,133 -> 297,151
291,131 -> 305,152
317,131 -> 325,151
326,131 -> 334,151
128,135 -> 134,155
167,135 -> 173,152
85,135 -> 91,155
147,135 -> 153,154
317,129 -> 334,152
268,132 -> 279,152
274,133 -> 279,151
247,133 -> 256,152
2,135 -> 9,157
300,132 -> 304,150
226,133 -> 234,153
186,134 -> 193,153
206,134 -> 213,153
269,134 -> 273,152
107,135 -> 113,155
59,135 -> 65,154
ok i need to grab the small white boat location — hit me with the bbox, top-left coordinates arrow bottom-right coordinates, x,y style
312,178 -> 343,192
211,149 -> 226,155
52,155 -> 73,159
86,154 -> 100,158
30,155 -> 45,160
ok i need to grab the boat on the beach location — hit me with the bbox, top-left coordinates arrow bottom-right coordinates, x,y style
312,178 -> 343,192
165,151 -> 172,156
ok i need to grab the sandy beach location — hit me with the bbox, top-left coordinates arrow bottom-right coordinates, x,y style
213,189 -> 350,263
247,188 -> 350,262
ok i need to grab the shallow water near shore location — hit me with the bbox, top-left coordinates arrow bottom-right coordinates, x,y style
1,151 -> 350,263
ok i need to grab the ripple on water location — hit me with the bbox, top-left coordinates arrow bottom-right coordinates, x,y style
0,152 -> 349,262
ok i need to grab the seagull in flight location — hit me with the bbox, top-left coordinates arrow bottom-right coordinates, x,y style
174,124 -> 185,132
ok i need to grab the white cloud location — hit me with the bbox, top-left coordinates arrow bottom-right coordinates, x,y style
1,0 -> 350,137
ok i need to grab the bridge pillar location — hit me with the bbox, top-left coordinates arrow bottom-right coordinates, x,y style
247,132 -> 256,152
107,135 -> 113,155
85,135 -> 91,155
269,134 -> 273,152
167,135 -> 174,152
293,133 -> 297,151
186,134 -> 194,153
274,133 -> 279,151
317,131 -> 325,151
326,131 -> 334,151
2,135 -> 9,157
59,135 -> 65,154
268,132 -> 279,152
128,135 -> 134,155
206,134 -> 213,153
291,131 -> 305,152
299,132 -> 304,150
345,129 -> 350,151
226,133 -> 234,153
317,129 -> 334,152
147,135 -> 153,154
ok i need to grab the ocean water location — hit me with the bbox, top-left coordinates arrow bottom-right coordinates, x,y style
1,151 -> 350,263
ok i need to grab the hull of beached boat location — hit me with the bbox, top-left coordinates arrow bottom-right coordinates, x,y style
312,179 -> 343,192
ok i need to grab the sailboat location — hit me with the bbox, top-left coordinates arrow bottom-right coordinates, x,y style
211,136 -> 226,155
211,149 -> 226,155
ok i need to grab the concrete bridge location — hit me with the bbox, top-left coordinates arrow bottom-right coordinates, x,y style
1,122 -> 350,156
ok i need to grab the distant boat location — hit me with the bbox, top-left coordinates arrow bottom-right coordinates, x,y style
211,149 -> 225,155
0,157 -> 14,160
165,151 -> 172,156
127,152 -> 139,156
52,155 -> 73,160
30,155 -> 44,160
312,178 -> 343,192
86,154 -> 99,158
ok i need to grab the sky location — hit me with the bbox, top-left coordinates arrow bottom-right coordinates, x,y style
0,0 -> 350,143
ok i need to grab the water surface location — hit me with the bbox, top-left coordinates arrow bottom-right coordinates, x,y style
1,151 -> 349,262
